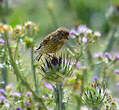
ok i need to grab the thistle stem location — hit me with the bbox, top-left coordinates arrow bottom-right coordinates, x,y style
54,83 -> 65,110
1,50 -> 8,88
14,39 -> 19,60
77,69 -> 87,110
104,26 -> 117,52
31,46 -> 38,93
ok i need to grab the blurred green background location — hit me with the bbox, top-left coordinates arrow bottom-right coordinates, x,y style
0,0 -> 119,38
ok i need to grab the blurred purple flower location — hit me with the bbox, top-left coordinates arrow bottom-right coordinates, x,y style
77,25 -> 88,34
76,61 -> 81,69
114,69 -> 119,74
49,108 -> 53,110
93,75 -> 98,81
70,29 -> 76,36
43,81 -> 53,90
116,82 -> 119,87
69,59 -> 75,65
115,98 -> 119,103
26,91 -> 32,97
104,52 -> 111,58
5,102 -> 10,108
0,38 -> 5,45
93,52 -> 103,58
25,101 -> 30,107
82,37 -> 88,44
0,95 -> 6,101
12,91 -> 21,97
70,29 -> 77,39
0,88 -> 5,94
114,53 -> 119,60
16,107 -> 23,110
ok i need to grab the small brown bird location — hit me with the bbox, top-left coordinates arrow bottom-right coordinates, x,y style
35,27 -> 69,61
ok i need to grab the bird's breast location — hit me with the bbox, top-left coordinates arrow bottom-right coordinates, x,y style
45,41 -> 64,53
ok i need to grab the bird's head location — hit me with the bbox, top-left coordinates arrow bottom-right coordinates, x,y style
56,27 -> 69,40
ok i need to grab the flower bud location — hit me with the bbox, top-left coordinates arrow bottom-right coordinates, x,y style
24,36 -> 34,48
47,2 -> 54,10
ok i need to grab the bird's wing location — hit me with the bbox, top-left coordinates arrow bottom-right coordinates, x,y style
35,37 -> 51,52
42,31 -> 57,44
36,31 -> 57,51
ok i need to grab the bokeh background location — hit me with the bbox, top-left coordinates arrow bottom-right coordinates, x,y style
1,0 -> 119,109
0,0 -> 118,35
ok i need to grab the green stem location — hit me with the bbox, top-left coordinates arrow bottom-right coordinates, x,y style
31,46 -> 38,93
93,26 -> 117,80
104,26 -> 117,52
1,52 -> 8,88
77,69 -> 87,110
5,32 -> 47,110
14,39 -> 19,60
54,83 -> 65,110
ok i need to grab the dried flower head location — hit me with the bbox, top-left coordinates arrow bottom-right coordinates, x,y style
102,89 -> 118,110
47,1 -> 54,10
24,36 -> 34,48
39,55 -> 73,83
82,81 -> 106,109
3,24 -> 12,32
24,21 -> 35,29
14,25 -> 22,35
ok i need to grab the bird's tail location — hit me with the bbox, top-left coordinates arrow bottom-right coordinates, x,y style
34,54 -> 42,61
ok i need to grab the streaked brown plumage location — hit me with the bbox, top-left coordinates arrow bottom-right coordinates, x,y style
35,27 -> 69,61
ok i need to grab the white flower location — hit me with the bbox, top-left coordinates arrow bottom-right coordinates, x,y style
86,29 -> 92,35
94,31 -> 101,37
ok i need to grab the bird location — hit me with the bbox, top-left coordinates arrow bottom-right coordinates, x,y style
35,27 -> 69,61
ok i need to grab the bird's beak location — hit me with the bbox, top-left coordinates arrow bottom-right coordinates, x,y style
66,36 -> 69,40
